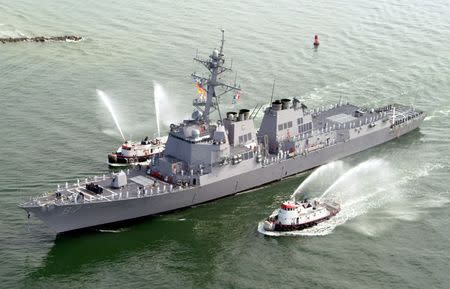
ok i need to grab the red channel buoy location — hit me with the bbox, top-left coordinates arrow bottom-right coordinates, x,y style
313,35 -> 320,47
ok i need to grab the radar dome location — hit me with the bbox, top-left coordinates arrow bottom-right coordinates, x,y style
212,49 -> 219,60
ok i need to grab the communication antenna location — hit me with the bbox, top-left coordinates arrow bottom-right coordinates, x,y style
252,104 -> 264,120
269,79 -> 276,105
249,104 -> 259,119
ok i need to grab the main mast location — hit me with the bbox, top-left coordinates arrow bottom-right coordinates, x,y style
191,29 -> 240,124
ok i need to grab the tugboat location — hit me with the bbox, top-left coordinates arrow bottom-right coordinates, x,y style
107,136 -> 167,167
263,198 -> 340,231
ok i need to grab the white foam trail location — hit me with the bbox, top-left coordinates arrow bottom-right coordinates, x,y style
436,109 -> 450,116
97,89 -> 125,141
98,228 -> 128,233
291,161 -> 345,199
424,109 -> 450,121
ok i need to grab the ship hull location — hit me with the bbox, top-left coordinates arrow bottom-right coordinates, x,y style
269,204 -> 340,232
24,116 -> 423,233
108,153 -> 151,167
274,215 -> 332,232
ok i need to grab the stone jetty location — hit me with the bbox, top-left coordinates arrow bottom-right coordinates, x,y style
0,35 -> 82,44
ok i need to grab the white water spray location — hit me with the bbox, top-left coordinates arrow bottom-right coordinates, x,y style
153,82 -> 162,137
319,159 -> 391,200
97,89 -> 125,141
153,81 -> 186,137
291,161 -> 345,199
259,158 -> 403,237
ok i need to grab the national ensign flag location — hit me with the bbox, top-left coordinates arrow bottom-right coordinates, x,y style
234,90 -> 241,100
232,90 -> 241,104
195,82 -> 206,96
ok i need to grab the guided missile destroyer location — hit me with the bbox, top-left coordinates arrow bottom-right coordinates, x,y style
19,31 -> 426,233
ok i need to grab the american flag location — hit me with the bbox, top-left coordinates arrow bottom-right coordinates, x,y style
233,90 -> 241,104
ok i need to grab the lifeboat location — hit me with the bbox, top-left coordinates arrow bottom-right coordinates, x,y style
263,198 -> 340,231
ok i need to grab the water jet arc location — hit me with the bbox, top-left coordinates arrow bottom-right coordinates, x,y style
97,89 -> 126,141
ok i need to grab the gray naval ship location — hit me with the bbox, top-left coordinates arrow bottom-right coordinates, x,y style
20,31 -> 426,233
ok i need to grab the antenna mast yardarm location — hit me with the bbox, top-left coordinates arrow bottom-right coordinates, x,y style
191,30 -> 241,124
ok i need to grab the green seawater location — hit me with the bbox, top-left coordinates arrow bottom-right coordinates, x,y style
0,0 -> 449,288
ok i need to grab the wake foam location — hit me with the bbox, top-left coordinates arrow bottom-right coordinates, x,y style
424,109 -> 450,121
98,228 -> 129,233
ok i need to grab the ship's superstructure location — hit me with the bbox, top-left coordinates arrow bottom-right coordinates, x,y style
19,31 -> 426,233
263,198 -> 341,232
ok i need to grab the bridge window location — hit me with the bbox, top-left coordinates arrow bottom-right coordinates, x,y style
279,122 -> 296,131
241,151 -> 254,160
298,122 -> 313,134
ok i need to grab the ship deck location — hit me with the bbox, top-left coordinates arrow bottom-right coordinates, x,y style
311,103 -> 422,132
20,168 -> 183,208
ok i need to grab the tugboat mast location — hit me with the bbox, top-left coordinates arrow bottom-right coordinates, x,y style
192,29 -> 240,124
